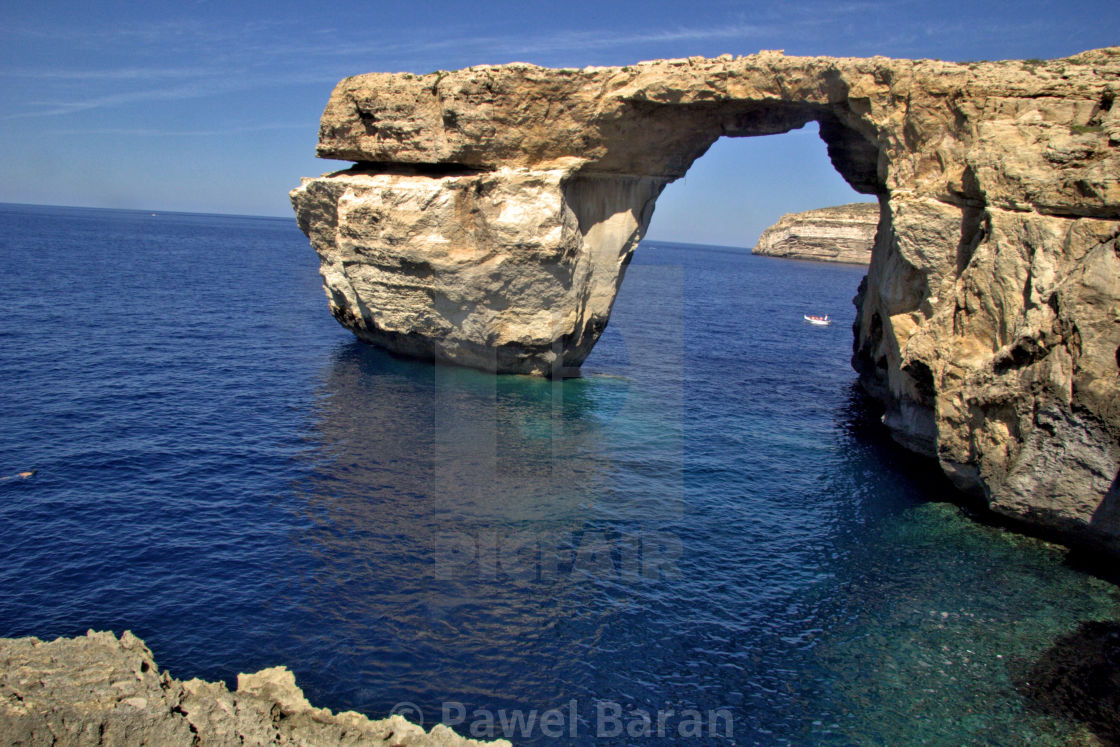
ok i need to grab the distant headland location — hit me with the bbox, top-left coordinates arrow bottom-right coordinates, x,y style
752,203 -> 878,264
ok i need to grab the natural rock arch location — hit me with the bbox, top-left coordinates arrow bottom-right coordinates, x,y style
293,49 -> 1120,556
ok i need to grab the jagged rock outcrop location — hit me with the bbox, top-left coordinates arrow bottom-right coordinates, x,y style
0,631 -> 506,746
753,202 -> 878,263
292,48 -> 1120,556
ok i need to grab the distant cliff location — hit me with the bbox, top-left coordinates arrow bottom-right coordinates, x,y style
753,203 -> 878,264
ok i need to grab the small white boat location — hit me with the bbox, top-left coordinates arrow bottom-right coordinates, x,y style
804,314 -> 831,326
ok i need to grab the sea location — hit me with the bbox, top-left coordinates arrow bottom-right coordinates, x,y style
1,203 -> 1117,745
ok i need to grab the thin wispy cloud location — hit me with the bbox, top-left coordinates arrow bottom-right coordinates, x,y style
0,17 -> 288,46
3,69 -> 338,119
6,81 -> 246,119
0,2 -> 1096,122
221,22 -> 776,64
435,24 -> 777,58
0,66 -> 230,81
1,0 -> 1110,217
45,122 -> 308,136
4,21 -> 777,118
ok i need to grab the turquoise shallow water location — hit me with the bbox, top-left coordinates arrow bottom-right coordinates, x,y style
0,203 -> 1117,744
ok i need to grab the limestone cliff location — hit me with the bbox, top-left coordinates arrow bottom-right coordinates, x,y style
0,631 -> 505,746
292,49 -> 1120,556
753,203 -> 878,263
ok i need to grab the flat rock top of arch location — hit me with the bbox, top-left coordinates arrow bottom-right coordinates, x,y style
316,47 -> 1120,196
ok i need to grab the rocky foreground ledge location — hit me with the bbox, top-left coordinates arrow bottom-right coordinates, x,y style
752,203 -> 877,264
0,631 -> 506,746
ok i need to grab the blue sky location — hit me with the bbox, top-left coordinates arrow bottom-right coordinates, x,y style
2,1 -> 1117,247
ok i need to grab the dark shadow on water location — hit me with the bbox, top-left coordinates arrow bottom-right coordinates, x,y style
1014,620 -> 1120,745
835,382 -> 970,505
844,384 -> 1120,589
841,385 -> 1120,741
1064,536 -> 1120,589
1086,470 -> 1120,571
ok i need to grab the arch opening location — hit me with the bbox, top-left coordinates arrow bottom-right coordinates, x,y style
560,118 -> 886,381
640,121 -> 879,250
587,99 -> 887,199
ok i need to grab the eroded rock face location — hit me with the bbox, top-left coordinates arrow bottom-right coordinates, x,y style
292,48 -> 1120,555
853,197 -> 1120,552
753,202 -> 878,264
293,167 -> 663,374
0,631 -> 506,746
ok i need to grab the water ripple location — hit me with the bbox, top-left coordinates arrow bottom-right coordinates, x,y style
0,207 -> 1116,745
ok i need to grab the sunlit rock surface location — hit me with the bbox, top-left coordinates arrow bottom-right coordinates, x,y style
292,48 -> 1120,555
753,202 -> 878,264
0,631 -> 505,746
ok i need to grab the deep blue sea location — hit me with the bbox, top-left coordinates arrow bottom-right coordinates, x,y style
1,203 -> 1117,745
